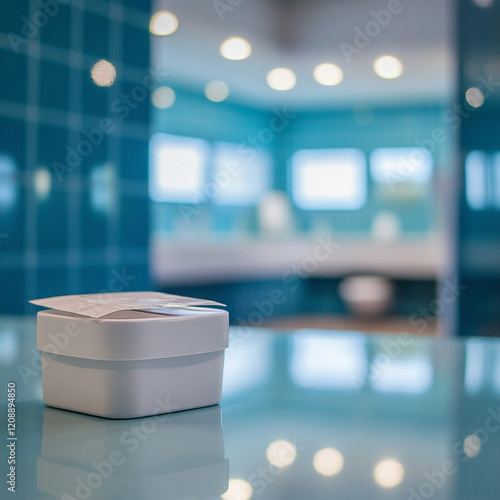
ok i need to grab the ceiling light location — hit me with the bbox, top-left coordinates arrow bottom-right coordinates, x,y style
313,63 -> 343,86
90,60 -> 116,87
221,479 -> 253,500
373,459 -> 405,488
149,11 -> 178,36
205,80 -> 229,102
373,56 -> 403,79
151,86 -> 176,109
465,86 -> 485,108
266,67 -> 296,91
220,36 -> 252,61
266,440 -> 297,468
313,448 -> 344,476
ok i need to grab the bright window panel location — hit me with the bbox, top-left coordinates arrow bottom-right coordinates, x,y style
291,148 -> 366,210
465,151 -> 488,210
213,142 -> 272,206
370,147 -> 433,185
149,133 -> 209,203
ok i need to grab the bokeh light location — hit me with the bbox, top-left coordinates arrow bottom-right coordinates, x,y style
266,67 -> 296,91
90,60 -> 116,87
149,11 -> 178,36
220,37 -> 252,61
313,448 -> 344,476
373,56 -> 403,79
266,440 -> 297,468
373,458 -> 405,488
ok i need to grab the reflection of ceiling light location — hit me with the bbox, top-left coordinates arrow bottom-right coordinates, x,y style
373,56 -> 403,79
463,434 -> 481,457
220,37 -> 252,60
266,440 -> 297,468
205,80 -> 229,102
149,11 -> 178,36
90,60 -> 116,87
34,166 -> 51,200
465,87 -> 485,108
151,86 -> 176,109
266,67 -> 296,91
373,459 -> 405,488
313,448 -> 344,476
313,63 -> 343,86
221,479 -> 253,500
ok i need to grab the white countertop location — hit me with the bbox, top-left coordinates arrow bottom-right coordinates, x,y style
151,233 -> 446,286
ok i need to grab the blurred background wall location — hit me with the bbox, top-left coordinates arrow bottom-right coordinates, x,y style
1,0 -> 499,336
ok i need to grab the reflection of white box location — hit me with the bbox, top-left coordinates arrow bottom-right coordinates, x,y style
37,406 -> 228,500
37,306 -> 228,418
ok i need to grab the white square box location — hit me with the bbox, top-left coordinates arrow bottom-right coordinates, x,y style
35,293 -> 228,419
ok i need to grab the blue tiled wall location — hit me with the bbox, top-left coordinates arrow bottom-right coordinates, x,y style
152,90 -> 451,236
0,0 -> 152,314
448,0 -> 500,337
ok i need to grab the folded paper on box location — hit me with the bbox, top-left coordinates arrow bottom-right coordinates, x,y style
30,291 -> 225,318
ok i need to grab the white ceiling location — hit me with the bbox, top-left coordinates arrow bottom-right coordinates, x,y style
152,0 -> 454,110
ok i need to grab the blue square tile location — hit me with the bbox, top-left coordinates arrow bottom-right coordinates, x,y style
119,194 -> 149,247
80,266 -> 109,294
74,127 -> 111,179
83,12 -> 110,59
0,268 -> 25,314
39,60 -> 69,111
0,48 -> 27,103
81,187 -> 108,248
36,188 -> 68,249
114,263 -> 149,291
122,0 -> 150,12
119,136 -> 148,180
118,81 -> 150,125
38,125 -> 71,181
122,24 -> 149,67
0,1 -> 30,43
37,266 -> 68,299
39,1 -> 71,48
81,69 -> 111,116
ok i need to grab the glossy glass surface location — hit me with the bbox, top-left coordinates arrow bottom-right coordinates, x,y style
1,318 -> 500,499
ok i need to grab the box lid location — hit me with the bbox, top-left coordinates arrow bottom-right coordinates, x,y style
36,305 -> 228,361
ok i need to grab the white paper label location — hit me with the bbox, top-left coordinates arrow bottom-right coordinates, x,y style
30,291 -> 225,318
